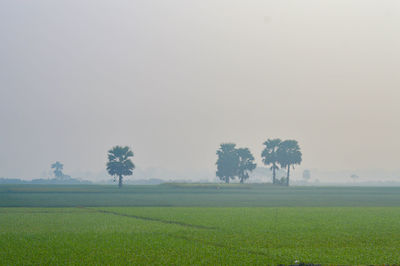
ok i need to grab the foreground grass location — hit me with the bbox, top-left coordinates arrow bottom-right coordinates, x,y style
1,207 -> 400,265
2,185 -> 400,264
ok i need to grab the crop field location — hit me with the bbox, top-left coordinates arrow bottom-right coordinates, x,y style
1,185 -> 400,265
2,184 -> 400,207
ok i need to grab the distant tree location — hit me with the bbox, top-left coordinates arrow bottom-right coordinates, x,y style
106,146 -> 135,188
261,139 -> 282,184
350,174 -> 359,182
216,143 -> 239,183
277,140 -> 302,186
237,148 -> 257,184
302,169 -> 311,182
51,161 -> 64,179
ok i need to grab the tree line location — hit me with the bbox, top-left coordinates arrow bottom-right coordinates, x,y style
216,139 -> 302,186
103,139 -> 301,188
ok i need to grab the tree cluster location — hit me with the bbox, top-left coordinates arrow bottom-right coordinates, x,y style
105,140 -> 301,188
216,143 -> 257,184
216,139 -> 302,186
261,139 -> 302,186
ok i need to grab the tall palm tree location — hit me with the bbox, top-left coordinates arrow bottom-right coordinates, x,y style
106,146 -> 135,188
51,161 -> 64,179
237,148 -> 257,184
277,140 -> 302,186
261,139 -> 281,184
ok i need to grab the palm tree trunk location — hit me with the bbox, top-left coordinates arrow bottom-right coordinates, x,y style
272,164 -> 276,184
118,175 -> 123,188
286,165 -> 290,186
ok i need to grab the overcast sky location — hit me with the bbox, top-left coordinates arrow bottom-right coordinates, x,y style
1,0 -> 400,180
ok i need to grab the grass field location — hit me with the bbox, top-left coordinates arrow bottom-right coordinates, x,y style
2,184 -> 400,207
1,184 -> 400,265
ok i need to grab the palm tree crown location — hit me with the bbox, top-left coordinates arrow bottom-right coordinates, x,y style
277,140 -> 302,186
261,138 -> 281,184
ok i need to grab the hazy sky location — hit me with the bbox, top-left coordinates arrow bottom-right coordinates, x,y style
1,0 -> 400,180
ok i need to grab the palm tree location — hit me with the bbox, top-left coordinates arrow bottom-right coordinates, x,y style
237,148 -> 257,184
261,139 -> 281,184
106,146 -> 135,188
51,161 -> 64,179
216,143 -> 239,183
277,140 -> 302,186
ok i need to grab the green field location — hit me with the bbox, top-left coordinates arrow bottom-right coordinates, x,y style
1,184 -> 400,264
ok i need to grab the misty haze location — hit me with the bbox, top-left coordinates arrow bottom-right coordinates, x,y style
1,0 -> 400,265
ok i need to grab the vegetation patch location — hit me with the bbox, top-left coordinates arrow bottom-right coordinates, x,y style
1,206 -> 400,265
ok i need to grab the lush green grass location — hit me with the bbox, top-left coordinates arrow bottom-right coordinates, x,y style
1,206 -> 400,264
2,185 -> 400,264
2,184 -> 400,207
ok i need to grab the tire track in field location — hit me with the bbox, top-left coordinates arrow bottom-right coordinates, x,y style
79,207 -> 217,230
78,207 -> 274,259
88,207 -> 272,257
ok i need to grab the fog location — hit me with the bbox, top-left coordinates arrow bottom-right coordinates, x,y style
1,0 -> 400,181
